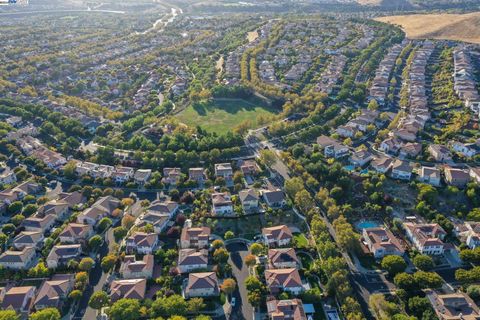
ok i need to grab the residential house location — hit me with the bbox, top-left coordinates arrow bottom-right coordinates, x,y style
379,138 -> 401,154
177,249 -> 208,273
46,244 -> 82,269
268,248 -> 300,269
58,223 -> 93,244
404,223 -> 447,255
1,286 -> 36,314
180,225 -> 211,249
399,142 -> 422,158
126,232 -> 158,254
239,189 -> 260,212
444,167 -> 470,188
240,160 -> 259,177
470,167 -> 480,184
391,159 -> 413,180
451,141 -> 480,158
371,156 -> 393,174
23,214 -> 56,233
147,200 -> 179,218
0,247 -> 36,270
265,268 -> 304,295
57,191 -> 86,210
77,196 -> 120,225
417,166 -> 441,187
362,227 -> 405,259
0,168 -> 16,185
262,189 -> 287,209
112,166 -> 135,184
350,150 -> 373,168
34,274 -> 74,310
188,168 -> 206,183
455,222 -> 480,249
263,225 -> 293,247
214,163 -> 233,180
110,278 -> 147,302
212,192 -> 234,216
38,200 -> 70,221
162,168 -> 182,186
316,135 -> 349,159
134,169 -> 152,186
120,255 -> 154,279
426,290 -> 480,320
184,272 -> 219,298
12,231 -> 44,250
267,298 -> 308,320
428,144 -> 452,163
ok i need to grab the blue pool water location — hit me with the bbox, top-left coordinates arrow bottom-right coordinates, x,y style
360,169 -> 369,174
344,165 -> 355,172
356,220 -> 380,230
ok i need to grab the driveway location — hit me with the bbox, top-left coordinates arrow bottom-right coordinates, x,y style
226,242 -> 254,320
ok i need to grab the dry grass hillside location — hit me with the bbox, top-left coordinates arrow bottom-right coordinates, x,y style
375,12 -> 480,44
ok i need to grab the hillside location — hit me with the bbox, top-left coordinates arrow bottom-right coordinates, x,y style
375,12 -> 480,44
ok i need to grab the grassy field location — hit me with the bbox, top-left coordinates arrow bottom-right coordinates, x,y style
375,12 -> 480,44
175,98 -> 277,134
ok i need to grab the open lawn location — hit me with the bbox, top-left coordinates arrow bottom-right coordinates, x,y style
175,98 -> 277,134
375,12 -> 480,44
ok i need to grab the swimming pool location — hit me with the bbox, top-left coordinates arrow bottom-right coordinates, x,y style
356,220 -> 381,230
344,165 -> 355,172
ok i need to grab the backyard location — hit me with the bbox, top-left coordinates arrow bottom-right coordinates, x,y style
175,98 -> 277,134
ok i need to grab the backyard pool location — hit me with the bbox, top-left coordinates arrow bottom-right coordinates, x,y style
344,165 -> 355,172
356,220 -> 381,230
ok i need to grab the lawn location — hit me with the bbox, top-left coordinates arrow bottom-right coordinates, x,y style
293,233 -> 310,249
175,98 -> 277,134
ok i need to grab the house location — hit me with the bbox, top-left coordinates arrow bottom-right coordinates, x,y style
110,278 -> 147,302
426,290 -> 480,320
268,248 -> 300,269
0,247 -> 36,270
263,225 -> 293,247
12,231 -> 44,250
265,268 -> 304,295
177,249 -> 208,273
137,211 -> 171,234
399,142 -> 422,158
134,169 -> 152,185
13,181 -> 42,197
267,298 -> 308,320
391,159 -> 413,180
1,286 -> 36,314
188,168 -> 206,183
112,167 -> 135,184
470,167 -> 480,184
240,160 -> 259,177
46,244 -> 82,269
126,232 -> 158,254
428,144 -> 452,163
120,255 -> 154,279
450,141 -> 480,158
350,150 -> 373,167
316,135 -> 349,159
38,200 -> 70,221
162,168 -> 182,185
184,272 -> 219,298
262,189 -> 287,209
417,166 -> 441,187
444,167 -> 470,188
371,156 -> 393,173
379,137 -> 401,154
455,222 -> 480,249
336,125 -> 357,138
212,192 -> 234,215
57,191 -> 86,210
214,163 -> 233,179
77,196 -> 120,225
0,168 -> 16,185
34,274 -> 74,310
404,223 -> 447,255
147,200 -> 179,218
58,223 -> 93,244
362,227 -> 405,259
180,225 -> 211,249
23,214 -> 56,233
239,189 -> 260,212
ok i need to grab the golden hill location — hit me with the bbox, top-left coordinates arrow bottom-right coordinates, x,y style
375,12 -> 480,44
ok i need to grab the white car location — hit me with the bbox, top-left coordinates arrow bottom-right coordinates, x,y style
230,297 -> 236,307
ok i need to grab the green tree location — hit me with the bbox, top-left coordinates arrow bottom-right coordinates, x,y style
29,308 -> 61,320
88,235 -> 103,251
150,294 -> 188,317
7,201 -> 23,214
88,291 -> 109,309
394,273 -> 417,292
407,296 -> 431,319
98,217 -> 113,232
0,310 -> 19,320
413,271 -> 443,289
284,177 -> 304,199
101,254 -> 117,272
220,278 -> 237,295
22,204 -> 38,216
381,255 -> 407,276
224,231 -> 234,240
63,161 -> 77,180
213,248 -> 229,264
69,289 -> 82,301
113,226 -> 128,242
413,254 -> 434,271
79,257 -> 95,271
108,299 -> 141,320
259,149 -> 276,167
249,243 -> 264,256
11,214 -> 25,226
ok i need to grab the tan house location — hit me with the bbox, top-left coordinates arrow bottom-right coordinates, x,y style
263,225 -> 293,247
444,167 -> 470,188
371,156 -> 393,173
23,214 -> 56,233
267,298 -> 307,320
0,247 -> 36,270
426,290 -> 480,320
120,255 -> 154,279
58,223 -> 93,244
12,231 -> 44,250
126,232 -> 158,254
404,223 -> 447,255
177,249 -> 208,273
268,248 -> 300,269
1,286 -> 36,314
180,225 -> 211,249
110,278 -> 147,302
265,268 -> 304,295
184,272 -> 219,298
38,200 -> 70,221
188,168 -> 206,182
46,244 -> 82,269
239,189 -> 260,212
34,274 -> 74,310
417,166 -> 441,187
428,144 -> 452,162
162,167 -> 182,185
77,196 -> 120,225
362,227 -> 405,259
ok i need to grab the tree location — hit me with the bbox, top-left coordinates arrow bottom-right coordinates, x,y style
79,257 -> 95,271
63,161 -> 77,180
122,214 -> 136,229
259,149 -> 276,167
22,204 -> 37,216
294,189 -> 314,214
150,294 -> 188,317
101,254 -> 117,272
369,293 -> 400,320
407,296 -> 432,319
29,308 -> 61,320
245,276 -> 264,292
381,255 -> 407,276
88,291 -> 109,309
394,273 -> 417,292
1,223 -> 15,235
7,201 -> 22,215
367,99 -> 379,111
11,214 -> 25,226
213,248 -> 229,264
245,254 -> 257,268
0,310 -> 19,320
28,261 -> 50,278
284,177 -> 304,199
224,231 -> 234,240
98,217 -> 112,232
413,254 -> 434,271
211,239 -> 224,249
108,299 -> 141,320
467,285 -> 480,301
69,289 -> 82,301
221,278 -> 237,295
413,271 -> 443,289
250,243 -> 264,256
187,297 -> 205,314
113,226 -> 128,242
88,235 -> 103,251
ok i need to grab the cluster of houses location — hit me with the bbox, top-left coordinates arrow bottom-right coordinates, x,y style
76,161 -> 152,185
261,225 -> 315,320
369,42 -> 406,105
315,54 -> 347,94
336,109 -> 379,139
17,136 -> 67,169
453,46 -> 480,117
